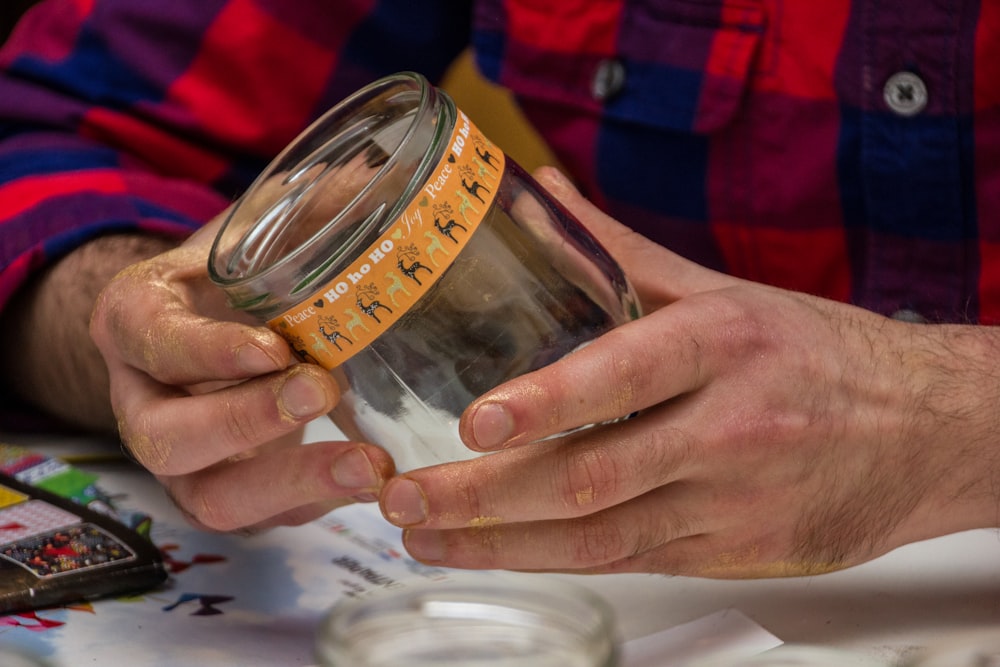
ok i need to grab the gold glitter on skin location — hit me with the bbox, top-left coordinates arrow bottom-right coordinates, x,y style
698,560 -> 844,578
576,488 -> 596,506
429,464 -> 508,526
693,545 -> 843,578
468,516 -> 503,528
473,524 -> 504,555
117,413 -> 175,473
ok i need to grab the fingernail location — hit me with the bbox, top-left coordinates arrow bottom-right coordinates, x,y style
278,371 -> 329,419
471,402 -> 514,449
538,167 -> 576,197
382,478 -> 427,526
403,529 -> 445,563
544,166 -> 570,188
332,448 -> 378,490
236,342 -> 280,374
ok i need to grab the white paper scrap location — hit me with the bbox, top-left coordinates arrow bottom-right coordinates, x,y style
622,608 -> 783,667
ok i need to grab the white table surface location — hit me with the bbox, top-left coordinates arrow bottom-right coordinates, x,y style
2,420 -> 998,666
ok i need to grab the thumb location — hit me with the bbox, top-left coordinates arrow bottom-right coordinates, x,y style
532,166 -> 738,304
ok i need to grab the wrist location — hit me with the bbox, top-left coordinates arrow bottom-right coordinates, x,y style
0,233 -> 177,431
893,322 -> 1000,541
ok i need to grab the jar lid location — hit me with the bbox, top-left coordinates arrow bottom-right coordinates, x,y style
314,574 -> 620,667
684,644 -> 890,667
900,630 -> 1000,667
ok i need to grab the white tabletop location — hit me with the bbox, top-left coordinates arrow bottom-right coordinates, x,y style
2,422 -> 998,667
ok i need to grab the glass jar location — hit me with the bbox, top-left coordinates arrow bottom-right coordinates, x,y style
314,575 -> 619,667
684,645 -> 890,667
0,649 -> 54,667
900,630 -> 1000,667
209,72 -> 639,471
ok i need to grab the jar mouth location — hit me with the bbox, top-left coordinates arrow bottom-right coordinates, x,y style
208,71 -> 447,306
316,576 -> 620,667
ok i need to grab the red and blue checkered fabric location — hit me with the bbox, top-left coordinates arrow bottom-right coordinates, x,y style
1,0 -> 999,325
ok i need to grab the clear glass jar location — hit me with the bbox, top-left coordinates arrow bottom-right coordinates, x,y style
900,630 -> 1000,667
209,72 -> 639,471
0,649 -> 54,667
314,576 -> 619,667
684,645 -> 890,667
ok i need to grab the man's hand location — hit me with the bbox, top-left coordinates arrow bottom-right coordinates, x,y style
378,167 -> 1000,578
88,215 -> 394,532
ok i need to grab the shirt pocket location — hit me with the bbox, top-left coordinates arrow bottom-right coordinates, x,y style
474,0 -> 766,134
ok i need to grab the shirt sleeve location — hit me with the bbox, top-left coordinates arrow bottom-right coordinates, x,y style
0,1 -> 228,311
0,0 -> 472,311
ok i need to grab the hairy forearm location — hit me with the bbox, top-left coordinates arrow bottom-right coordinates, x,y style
890,321 -> 1000,540
0,234 -> 178,432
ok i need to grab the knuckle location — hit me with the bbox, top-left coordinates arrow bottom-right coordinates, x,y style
643,424 -> 696,476
91,262 -> 157,352
707,289 -> 772,356
569,514 -> 628,566
588,330 -> 644,416
175,479 -> 242,532
137,310 -> 182,380
457,472 -> 491,523
558,445 -> 621,512
220,398 -> 267,452
471,526 -> 506,567
118,417 -> 178,475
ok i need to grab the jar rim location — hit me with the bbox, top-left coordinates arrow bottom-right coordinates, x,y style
208,71 -> 442,296
314,575 -> 620,667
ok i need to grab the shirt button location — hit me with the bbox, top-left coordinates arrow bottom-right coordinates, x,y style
592,59 -> 626,101
891,308 -> 927,323
883,71 -> 928,117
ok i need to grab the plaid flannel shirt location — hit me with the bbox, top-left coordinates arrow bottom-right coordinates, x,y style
1,0 -> 998,332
